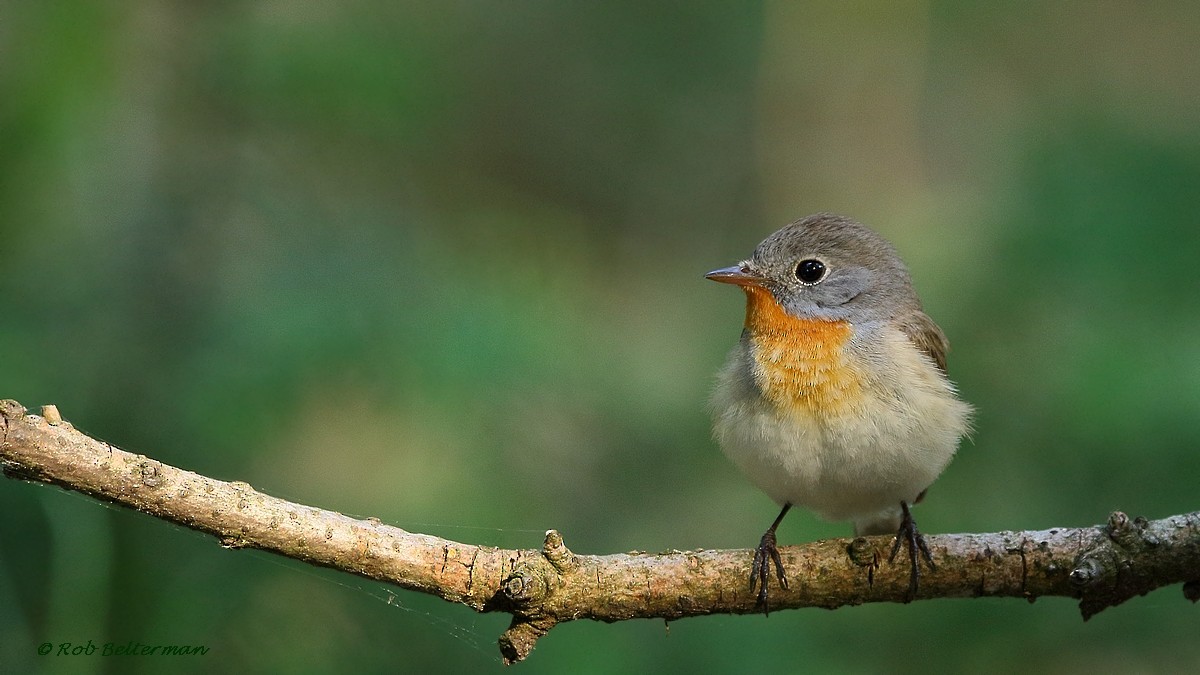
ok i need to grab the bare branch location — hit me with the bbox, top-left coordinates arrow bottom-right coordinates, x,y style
3,400 -> 1198,664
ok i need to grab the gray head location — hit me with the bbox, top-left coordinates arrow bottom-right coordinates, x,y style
706,213 -> 923,322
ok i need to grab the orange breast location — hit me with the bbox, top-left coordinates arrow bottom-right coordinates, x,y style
742,286 -> 863,416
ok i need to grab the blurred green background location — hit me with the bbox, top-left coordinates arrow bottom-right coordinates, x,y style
3,2 -> 1199,673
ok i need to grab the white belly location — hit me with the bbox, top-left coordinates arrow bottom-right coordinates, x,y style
710,325 -> 971,533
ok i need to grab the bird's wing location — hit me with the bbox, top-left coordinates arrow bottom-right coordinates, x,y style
900,311 -> 950,374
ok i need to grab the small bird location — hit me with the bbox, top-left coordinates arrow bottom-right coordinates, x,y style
707,213 -> 971,609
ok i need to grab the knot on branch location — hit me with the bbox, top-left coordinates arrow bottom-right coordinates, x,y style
501,564 -> 551,608
1105,511 -> 1147,548
847,536 -> 881,586
499,531 -> 577,609
491,530 -> 582,662
846,537 -> 879,568
542,529 -> 577,571
1069,556 -> 1104,589
1073,510 -> 1200,619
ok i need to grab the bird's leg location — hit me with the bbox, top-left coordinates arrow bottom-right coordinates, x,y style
887,500 -> 935,602
751,502 -> 792,614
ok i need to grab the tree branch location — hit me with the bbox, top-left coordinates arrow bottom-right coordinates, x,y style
2,399 -> 1197,663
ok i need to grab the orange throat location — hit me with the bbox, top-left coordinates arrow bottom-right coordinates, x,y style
741,285 -> 860,415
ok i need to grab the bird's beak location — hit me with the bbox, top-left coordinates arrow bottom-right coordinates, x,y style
705,264 -> 767,287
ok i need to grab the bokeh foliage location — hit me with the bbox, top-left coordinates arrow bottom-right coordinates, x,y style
3,2 -> 1199,673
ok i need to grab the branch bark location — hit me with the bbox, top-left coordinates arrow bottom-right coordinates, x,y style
2,399 -> 1197,663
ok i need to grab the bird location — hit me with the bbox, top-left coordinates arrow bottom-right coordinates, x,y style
707,213 -> 971,610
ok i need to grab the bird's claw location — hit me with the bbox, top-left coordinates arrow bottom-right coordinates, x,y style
888,501 -> 935,602
750,528 -> 788,613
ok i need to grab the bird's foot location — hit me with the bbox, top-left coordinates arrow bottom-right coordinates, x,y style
750,527 -> 788,614
747,503 -> 792,614
888,500 -> 935,602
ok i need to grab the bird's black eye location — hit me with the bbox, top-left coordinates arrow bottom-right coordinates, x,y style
794,259 -> 827,284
